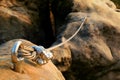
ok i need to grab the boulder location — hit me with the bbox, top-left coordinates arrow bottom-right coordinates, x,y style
51,45 -> 71,72
0,39 -> 65,80
51,0 -> 120,80
0,0 -> 54,47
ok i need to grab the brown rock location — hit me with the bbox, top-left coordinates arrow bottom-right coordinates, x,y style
51,0 -> 120,80
0,0 -> 54,47
51,45 -> 71,72
0,39 -> 65,80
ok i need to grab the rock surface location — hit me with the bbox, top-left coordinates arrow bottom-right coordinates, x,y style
50,0 -> 120,80
0,39 -> 65,80
0,0 -> 54,47
0,0 -> 120,80
112,0 -> 120,8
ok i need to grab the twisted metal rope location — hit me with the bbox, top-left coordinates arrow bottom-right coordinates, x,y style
11,17 -> 87,65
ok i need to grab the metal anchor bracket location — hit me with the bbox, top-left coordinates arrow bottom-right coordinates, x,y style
11,41 -> 53,73
11,41 -> 25,73
11,41 -> 24,63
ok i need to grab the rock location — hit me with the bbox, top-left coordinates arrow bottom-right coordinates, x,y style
0,39 -> 65,80
51,45 -> 71,72
111,0 -> 120,8
51,0 -> 120,80
0,0 -> 54,47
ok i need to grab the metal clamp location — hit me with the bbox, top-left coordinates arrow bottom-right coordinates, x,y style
32,46 -> 53,64
11,41 -> 53,65
11,41 -> 24,63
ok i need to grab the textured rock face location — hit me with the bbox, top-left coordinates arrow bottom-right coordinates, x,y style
112,0 -> 120,8
51,45 -> 71,72
0,39 -> 65,80
1,0 -> 120,80
0,0 -> 54,47
51,0 -> 120,80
